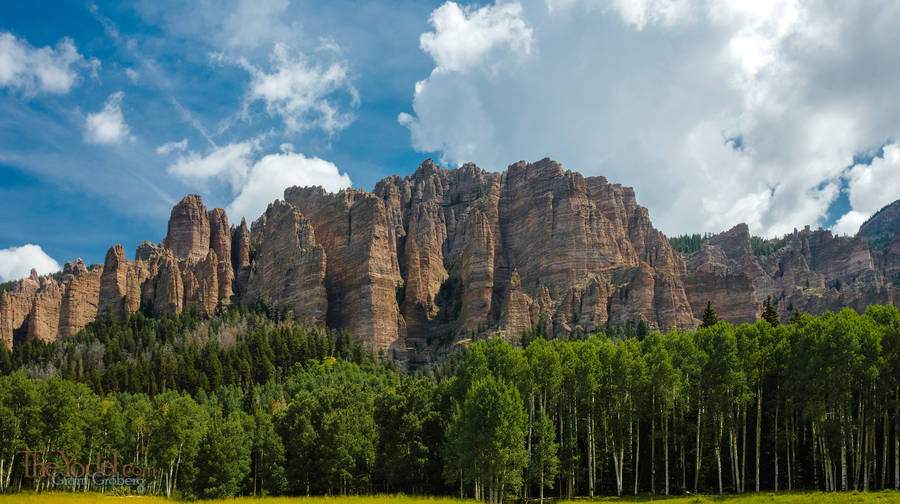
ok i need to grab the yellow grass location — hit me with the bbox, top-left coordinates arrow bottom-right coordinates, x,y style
561,490 -> 900,503
0,493 -> 474,504
1,491 -> 899,504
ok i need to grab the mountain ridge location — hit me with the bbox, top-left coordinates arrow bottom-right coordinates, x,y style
3,158 -> 899,364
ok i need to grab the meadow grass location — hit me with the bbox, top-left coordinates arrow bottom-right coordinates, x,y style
1,491 -> 899,504
560,490 -> 900,503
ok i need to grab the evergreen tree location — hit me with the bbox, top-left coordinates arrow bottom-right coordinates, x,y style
701,300 -> 720,328
762,295 -> 780,326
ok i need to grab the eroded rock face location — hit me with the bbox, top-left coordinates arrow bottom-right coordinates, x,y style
284,187 -> 404,356
208,208 -> 234,304
99,245 -> 130,319
364,157 -> 697,362
684,224 -> 896,323
858,199 -> 900,244
58,260 -> 102,339
245,200 -> 327,325
163,194 -> 210,262
1,270 -> 40,348
231,218 -> 251,294
4,158 -> 898,359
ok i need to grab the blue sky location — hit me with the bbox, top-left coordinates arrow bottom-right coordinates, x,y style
0,0 -> 445,273
2,0 -> 900,281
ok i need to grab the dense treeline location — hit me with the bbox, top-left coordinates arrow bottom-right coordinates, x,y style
667,233 -> 789,257
1,305 -> 900,501
0,305 -> 369,395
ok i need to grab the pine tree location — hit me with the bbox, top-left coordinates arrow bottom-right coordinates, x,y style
762,295 -> 779,326
701,300 -> 719,328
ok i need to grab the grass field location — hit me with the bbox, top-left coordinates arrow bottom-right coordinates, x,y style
1,492 -> 899,504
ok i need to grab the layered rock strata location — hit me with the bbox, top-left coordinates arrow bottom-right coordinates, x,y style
3,162 -> 899,364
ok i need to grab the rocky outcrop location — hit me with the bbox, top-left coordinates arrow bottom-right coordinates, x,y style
3,158 -> 898,359
364,158 -> 697,362
284,187 -> 405,357
208,208 -> 234,305
99,245 -> 130,319
1,270 -> 40,348
684,223 -> 896,323
58,260 -> 102,339
858,199 -> 900,244
163,194 -> 210,262
0,195 -> 242,348
231,218 -> 251,294
244,200 -> 327,325
459,209 -> 494,331
683,225 -> 763,323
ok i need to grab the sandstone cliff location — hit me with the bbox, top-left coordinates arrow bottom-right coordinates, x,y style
1,195 -> 243,347
3,161 -> 899,362
683,223 -> 896,323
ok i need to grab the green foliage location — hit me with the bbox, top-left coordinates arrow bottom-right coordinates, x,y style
762,295 -> 779,326
3,305 -> 900,499
434,277 -> 463,323
4,305 -> 371,395
668,233 -> 710,254
869,235 -> 892,251
750,235 -> 789,257
700,300 -> 719,328
669,233 -> 789,258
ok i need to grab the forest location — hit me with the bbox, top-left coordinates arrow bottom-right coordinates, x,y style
0,303 -> 899,502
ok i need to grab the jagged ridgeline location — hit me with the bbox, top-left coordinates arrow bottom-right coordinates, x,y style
2,158 -> 900,365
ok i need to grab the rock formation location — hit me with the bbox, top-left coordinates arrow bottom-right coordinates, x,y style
163,194 -> 210,262
2,160 -> 899,364
244,200 -> 327,325
683,222 -> 896,323
1,195 -> 242,348
858,199 -> 900,244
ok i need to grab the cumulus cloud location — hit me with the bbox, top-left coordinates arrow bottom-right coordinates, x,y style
155,138 -> 189,155
227,152 -> 351,221
0,244 -> 61,282
168,142 -> 351,221
218,43 -> 359,135
420,2 -> 533,73
167,140 -> 256,187
400,0 -> 900,237
84,92 -> 133,145
0,32 -> 98,94
832,210 -> 870,237
836,142 -> 900,234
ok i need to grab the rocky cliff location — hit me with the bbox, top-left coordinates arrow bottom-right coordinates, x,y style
3,161 -> 899,363
683,220 -> 899,323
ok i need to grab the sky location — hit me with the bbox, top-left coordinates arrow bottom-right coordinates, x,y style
2,0 -> 900,282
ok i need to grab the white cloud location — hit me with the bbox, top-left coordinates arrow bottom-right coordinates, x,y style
400,0 -> 900,237
419,2 -> 533,73
837,142 -> 900,233
167,140 -> 257,187
84,92 -> 133,145
832,210 -> 870,237
155,138 -> 189,155
218,43 -> 359,134
0,32 -> 98,94
0,244 -> 61,282
125,68 -> 139,82
227,152 -> 351,221
168,142 -> 351,221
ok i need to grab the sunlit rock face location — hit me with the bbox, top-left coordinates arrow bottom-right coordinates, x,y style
3,162 -> 899,364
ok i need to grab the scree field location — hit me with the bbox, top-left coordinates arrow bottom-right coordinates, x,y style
2,492 -> 900,504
